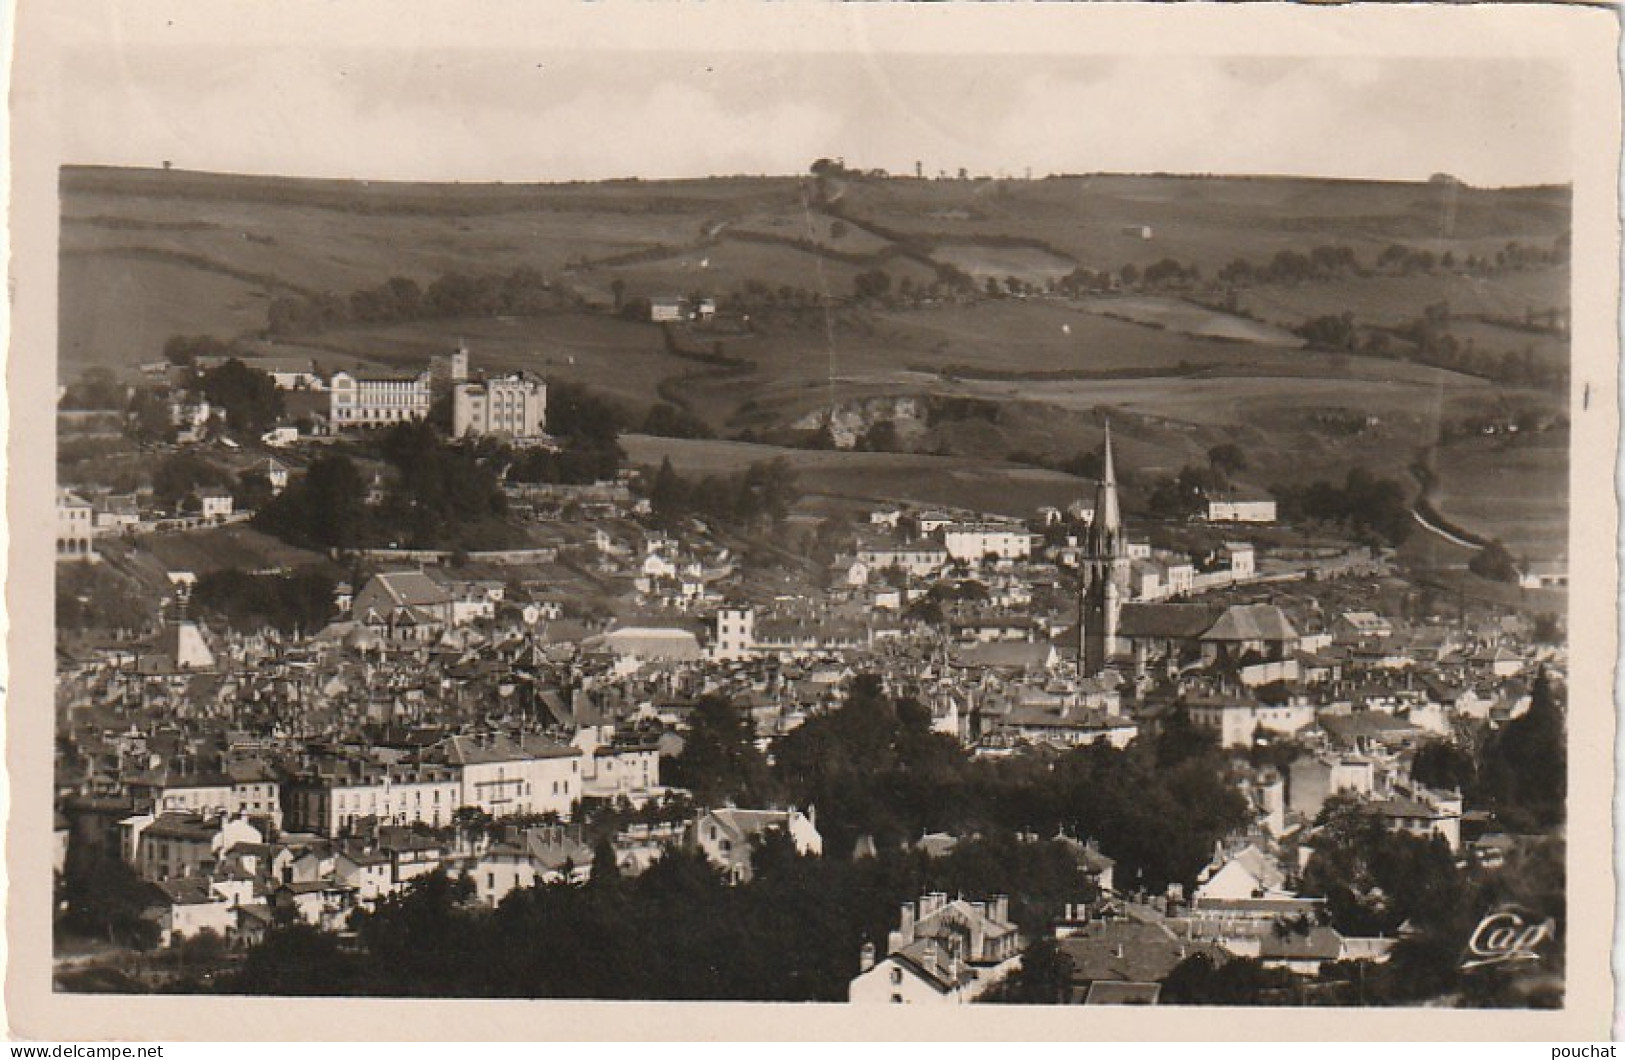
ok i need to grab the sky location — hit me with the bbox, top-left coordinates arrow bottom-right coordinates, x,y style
55,20 -> 1573,187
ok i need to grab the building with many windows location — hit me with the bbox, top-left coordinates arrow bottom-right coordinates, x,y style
328,370 -> 433,428
453,372 -> 548,440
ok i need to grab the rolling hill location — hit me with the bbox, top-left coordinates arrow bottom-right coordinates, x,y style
58,165 -> 1571,563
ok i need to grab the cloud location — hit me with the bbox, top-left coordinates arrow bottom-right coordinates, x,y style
62,50 -> 1570,186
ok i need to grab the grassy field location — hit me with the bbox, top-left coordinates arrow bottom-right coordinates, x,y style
62,166 -> 1570,373
729,210 -> 894,256
835,174 -> 1569,273
1428,438 -> 1567,564
620,433 -> 1091,517
929,243 -> 1076,285
101,525 -> 335,577
1234,268 -> 1569,329
1447,317 -> 1570,371
1073,295 -> 1305,347
60,252 -> 273,371
585,239 -> 939,307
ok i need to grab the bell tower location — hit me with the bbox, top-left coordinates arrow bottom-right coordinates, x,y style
1080,422 -> 1131,676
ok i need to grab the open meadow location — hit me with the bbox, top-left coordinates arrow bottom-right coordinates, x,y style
59,165 -> 1570,560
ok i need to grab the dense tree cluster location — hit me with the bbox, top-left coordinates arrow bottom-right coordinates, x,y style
254,452 -> 370,550
197,358 -> 285,434
255,422 -> 515,551
163,334 -> 235,369
670,677 -> 1248,892
1271,466 -> 1412,547
192,569 -> 336,634
151,453 -> 234,511
220,828 -> 1103,1001
266,267 -> 565,338
645,456 -> 799,531
59,367 -> 130,411
1468,539 -> 1521,584
1293,302 -> 1567,391
1302,797 -> 1465,938
640,402 -> 715,440
506,380 -> 626,486
852,269 -> 893,301
1479,670 -> 1567,832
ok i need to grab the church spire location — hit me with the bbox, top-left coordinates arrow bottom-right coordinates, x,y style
1089,420 -> 1123,558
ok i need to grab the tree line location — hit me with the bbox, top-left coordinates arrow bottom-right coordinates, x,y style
645,456 -> 800,532
253,420 -> 516,552
264,267 -> 572,338
1296,302 -> 1566,391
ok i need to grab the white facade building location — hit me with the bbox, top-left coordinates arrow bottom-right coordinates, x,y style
328,370 -> 432,428
942,525 -> 1033,564
453,373 -> 548,440
57,489 -> 96,560
1207,497 -> 1277,523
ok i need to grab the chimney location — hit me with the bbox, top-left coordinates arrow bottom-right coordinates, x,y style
991,894 -> 1009,926
923,943 -> 938,976
859,941 -> 876,973
899,901 -> 915,938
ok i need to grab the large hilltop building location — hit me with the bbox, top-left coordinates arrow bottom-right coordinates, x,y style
328,369 -> 433,427
453,371 -> 548,440
325,344 -> 546,439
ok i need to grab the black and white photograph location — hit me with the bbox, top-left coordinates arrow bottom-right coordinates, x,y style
12,0 -> 1620,1041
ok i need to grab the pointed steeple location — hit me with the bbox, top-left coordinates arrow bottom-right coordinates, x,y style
1088,420 -> 1123,558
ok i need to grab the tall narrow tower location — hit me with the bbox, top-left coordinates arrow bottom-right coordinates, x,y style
1080,422 -> 1131,677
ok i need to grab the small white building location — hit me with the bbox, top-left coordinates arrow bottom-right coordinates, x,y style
57,489 -> 97,561
1222,541 -> 1256,580
690,807 -> 822,883
196,488 -> 235,521
711,606 -> 756,661
1206,496 -> 1277,523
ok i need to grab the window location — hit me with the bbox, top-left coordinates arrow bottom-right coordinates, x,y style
891,993 -> 903,1004
891,968 -> 903,985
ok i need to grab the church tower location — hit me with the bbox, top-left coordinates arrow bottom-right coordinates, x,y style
1080,423 -> 1131,677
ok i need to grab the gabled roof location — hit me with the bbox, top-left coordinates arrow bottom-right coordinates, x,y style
887,939 -> 977,993
951,642 -> 1055,671
1317,712 -> 1419,742
429,732 -> 579,765
1201,604 -> 1298,643
1117,604 -> 1223,640
705,807 -> 808,842
1258,926 -> 1344,961
150,876 -> 223,906
1060,920 -> 1215,985
142,813 -> 223,842
1084,981 -> 1161,1005
365,571 -> 453,609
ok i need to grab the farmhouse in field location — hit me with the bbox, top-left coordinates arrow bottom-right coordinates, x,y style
650,296 -> 717,323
